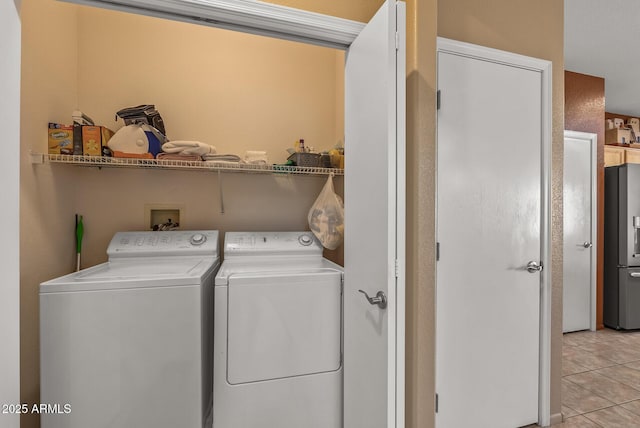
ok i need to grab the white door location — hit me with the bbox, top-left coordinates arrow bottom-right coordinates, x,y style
436,39 -> 551,428
0,1 -> 21,424
563,130 -> 597,333
344,1 -> 405,427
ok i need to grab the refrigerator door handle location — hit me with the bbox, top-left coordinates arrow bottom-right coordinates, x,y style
630,272 -> 640,278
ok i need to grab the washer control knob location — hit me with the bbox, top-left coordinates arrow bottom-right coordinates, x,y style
298,234 -> 313,246
190,233 -> 207,246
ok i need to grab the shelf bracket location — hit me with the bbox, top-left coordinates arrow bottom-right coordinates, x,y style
218,169 -> 225,214
30,151 -> 45,165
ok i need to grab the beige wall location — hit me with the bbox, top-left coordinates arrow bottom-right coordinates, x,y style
438,0 -> 565,423
265,0 -> 383,22
72,6 -> 347,265
76,7 -> 343,164
20,0 -> 80,426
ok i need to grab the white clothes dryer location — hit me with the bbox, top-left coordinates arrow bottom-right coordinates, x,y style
40,230 -> 220,428
214,231 -> 344,428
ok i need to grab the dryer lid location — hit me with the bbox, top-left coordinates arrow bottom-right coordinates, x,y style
214,257 -> 342,286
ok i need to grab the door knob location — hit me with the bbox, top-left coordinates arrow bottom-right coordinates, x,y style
526,261 -> 543,273
358,289 -> 387,309
582,242 -> 593,248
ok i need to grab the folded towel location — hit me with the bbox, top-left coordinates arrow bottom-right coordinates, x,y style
241,159 -> 268,165
112,150 -> 155,159
244,150 -> 268,164
162,141 -> 216,156
156,153 -> 203,161
202,154 -> 242,162
204,160 -> 241,166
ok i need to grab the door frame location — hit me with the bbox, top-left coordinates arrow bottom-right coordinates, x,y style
435,37 -> 552,427
564,130 -> 598,332
55,0 -> 406,427
60,0 -> 366,50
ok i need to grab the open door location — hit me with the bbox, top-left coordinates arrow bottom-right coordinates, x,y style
344,1 -> 405,427
563,130 -> 597,333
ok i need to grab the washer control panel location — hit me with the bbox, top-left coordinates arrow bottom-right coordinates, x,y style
224,232 -> 321,256
107,230 -> 219,258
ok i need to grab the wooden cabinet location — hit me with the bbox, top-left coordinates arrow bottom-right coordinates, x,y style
603,145 -> 640,166
605,146 -> 626,166
625,148 -> 640,165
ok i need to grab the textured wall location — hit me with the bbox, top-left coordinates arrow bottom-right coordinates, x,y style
405,0 -> 437,427
565,70 -> 605,330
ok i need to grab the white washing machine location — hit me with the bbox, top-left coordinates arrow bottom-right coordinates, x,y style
40,230 -> 220,428
214,231 -> 344,428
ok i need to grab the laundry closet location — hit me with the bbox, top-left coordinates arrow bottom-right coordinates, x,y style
32,2 -> 347,267
21,0 -> 405,427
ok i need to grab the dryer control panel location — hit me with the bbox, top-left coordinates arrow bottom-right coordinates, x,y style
224,232 -> 322,257
107,230 -> 219,258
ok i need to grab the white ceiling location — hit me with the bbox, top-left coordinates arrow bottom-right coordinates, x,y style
565,0 -> 640,116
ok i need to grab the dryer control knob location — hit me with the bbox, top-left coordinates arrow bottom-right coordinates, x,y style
190,233 -> 207,246
298,234 -> 313,246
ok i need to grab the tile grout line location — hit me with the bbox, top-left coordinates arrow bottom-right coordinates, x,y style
562,375 -> 621,406
579,407 -> 611,428
567,368 -> 640,393
563,330 -> 640,427
592,366 -> 640,393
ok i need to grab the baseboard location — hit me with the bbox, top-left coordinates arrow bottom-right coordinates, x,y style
550,412 -> 564,426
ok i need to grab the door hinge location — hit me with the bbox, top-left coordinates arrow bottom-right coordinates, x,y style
395,259 -> 400,278
435,393 -> 439,413
436,242 -> 440,261
395,31 -> 399,50
437,90 -> 441,110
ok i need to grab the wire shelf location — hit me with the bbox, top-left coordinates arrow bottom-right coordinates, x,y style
42,154 -> 344,176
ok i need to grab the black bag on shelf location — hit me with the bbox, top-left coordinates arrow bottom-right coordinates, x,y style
115,105 -> 166,136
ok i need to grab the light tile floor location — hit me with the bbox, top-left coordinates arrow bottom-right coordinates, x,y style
557,328 -> 640,427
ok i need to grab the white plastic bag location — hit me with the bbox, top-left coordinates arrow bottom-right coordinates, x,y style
308,175 -> 344,250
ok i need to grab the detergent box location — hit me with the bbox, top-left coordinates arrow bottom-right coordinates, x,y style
82,125 -> 115,156
48,123 -> 74,155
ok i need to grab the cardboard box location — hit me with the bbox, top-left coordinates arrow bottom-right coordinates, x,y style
48,123 -> 74,155
606,127 -> 633,145
82,126 -> 101,156
82,126 -> 115,156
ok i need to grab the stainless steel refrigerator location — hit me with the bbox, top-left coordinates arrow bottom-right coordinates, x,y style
605,163 -> 640,329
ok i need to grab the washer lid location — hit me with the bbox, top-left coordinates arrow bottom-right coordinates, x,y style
40,257 -> 219,293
